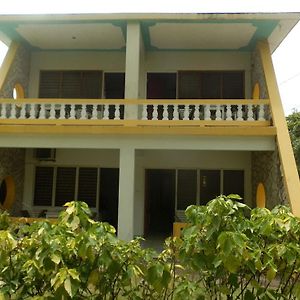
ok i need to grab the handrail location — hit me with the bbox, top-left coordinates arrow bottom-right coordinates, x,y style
0,98 -> 270,105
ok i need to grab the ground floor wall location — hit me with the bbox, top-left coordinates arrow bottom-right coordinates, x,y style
23,148 -> 252,237
0,148 -> 25,216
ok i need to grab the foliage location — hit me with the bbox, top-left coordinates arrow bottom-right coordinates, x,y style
286,110 -> 300,174
0,197 -> 300,299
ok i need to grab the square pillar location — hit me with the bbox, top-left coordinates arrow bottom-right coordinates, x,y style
117,147 -> 135,241
124,21 -> 143,119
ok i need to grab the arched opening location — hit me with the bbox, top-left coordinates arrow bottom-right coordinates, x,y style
12,83 -> 25,100
256,182 -> 266,208
0,176 -> 16,210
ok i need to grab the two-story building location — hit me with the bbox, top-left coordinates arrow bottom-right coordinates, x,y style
0,12 -> 299,240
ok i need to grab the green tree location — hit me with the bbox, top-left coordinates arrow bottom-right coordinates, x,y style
286,110 -> 300,174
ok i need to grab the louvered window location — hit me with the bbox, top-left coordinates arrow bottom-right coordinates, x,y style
34,167 -> 54,206
178,71 -> 244,99
39,71 -> 102,99
34,166 -> 99,207
55,167 -> 76,206
77,168 -> 98,207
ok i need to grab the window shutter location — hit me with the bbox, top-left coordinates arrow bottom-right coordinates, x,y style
222,72 -> 244,99
55,167 -> 76,206
39,71 -> 61,98
77,168 -> 98,207
178,71 -> 202,99
39,71 -> 102,99
34,167 -> 54,206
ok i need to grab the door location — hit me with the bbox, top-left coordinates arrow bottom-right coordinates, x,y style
99,168 -> 119,230
200,170 -> 221,205
145,169 -> 176,237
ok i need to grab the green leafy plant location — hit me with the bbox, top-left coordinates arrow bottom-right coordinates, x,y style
1,197 -> 300,299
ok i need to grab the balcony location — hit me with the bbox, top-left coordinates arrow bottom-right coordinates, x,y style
0,98 -> 274,136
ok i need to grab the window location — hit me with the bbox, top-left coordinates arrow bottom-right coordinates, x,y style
147,73 -> 177,99
104,73 -> 125,99
176,169 -> 244,211
77,168 -> 98,207
33,166 -> 98,207
55,167 -> 76,206
178,71 -> 244,99
34,167 -> 54,206
39,70 -> 102,99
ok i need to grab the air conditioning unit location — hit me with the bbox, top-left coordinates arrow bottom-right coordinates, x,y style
35,148 -> 56,161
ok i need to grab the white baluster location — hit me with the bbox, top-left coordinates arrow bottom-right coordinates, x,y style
29,103 -> 36,119
81,104 -> 87,120
173,105 -> 179,120
0,103 -> 7,119
142,105 -> 148,120
247,104 -> 254,121
194,105 -> 200,120
39,104 -> 46,119
10,104 -> 16,119
204,105 -> 211,120
69,104 -> 76,119
19,104 -> 26,119
162,104 -> 168,120
258,104 -> 265,121
183,105 -> 189,120
49,104 -> 56,119
115,104 -> 120,120
59,104 -> 65,120
103,105 -> 109,120
91,104 -> 98,120
236,105 -> 243,121
225,104 -> 232,121
216,105 -> 222,121
153,104 -> 158,120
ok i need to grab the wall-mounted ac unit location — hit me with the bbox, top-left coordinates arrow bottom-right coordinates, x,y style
35,148 -> 56,161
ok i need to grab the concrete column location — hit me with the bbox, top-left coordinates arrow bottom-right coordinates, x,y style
118,147 -> 135,241
124,22 -> 142,119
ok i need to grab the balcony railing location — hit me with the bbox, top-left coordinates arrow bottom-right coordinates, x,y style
0,98 -> 271,126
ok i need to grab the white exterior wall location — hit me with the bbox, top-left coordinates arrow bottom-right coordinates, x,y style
28,50 -> 251,99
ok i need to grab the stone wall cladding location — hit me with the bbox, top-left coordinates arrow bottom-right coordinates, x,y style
252,147 -> 288,210
0,148 -> 25,216
0,43 -> 31,98
251,47 -> 269,99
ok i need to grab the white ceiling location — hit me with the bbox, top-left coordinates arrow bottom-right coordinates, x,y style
16,23 -> 125,50
149,23 -> 257,50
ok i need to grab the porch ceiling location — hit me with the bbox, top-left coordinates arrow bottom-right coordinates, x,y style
0,13 -> 298,52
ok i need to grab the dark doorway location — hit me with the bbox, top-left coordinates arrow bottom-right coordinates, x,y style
145,169 -> 176,237
99,168 -> 119,230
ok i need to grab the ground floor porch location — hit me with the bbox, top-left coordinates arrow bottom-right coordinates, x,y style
0,135 -> 287,240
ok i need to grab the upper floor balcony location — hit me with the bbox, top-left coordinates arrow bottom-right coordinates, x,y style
0,97 -> 274,136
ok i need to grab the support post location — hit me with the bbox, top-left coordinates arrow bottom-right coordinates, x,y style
124,22 -> 142,119
258,40 -> 300,216
118,147 -> 135,241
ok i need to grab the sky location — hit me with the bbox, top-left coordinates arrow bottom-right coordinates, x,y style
0,0 -> 299,115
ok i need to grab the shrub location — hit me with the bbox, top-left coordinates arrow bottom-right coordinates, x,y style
0,196 -> 300,299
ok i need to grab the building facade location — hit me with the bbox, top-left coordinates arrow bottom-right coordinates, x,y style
0,13 -> 299,240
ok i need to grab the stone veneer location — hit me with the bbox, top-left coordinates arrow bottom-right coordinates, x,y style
0,43 -> 31,98
0,43 -> 31,215
251,47 -> 269,99
251,147 -> 288,210
0,148 -> 25,216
